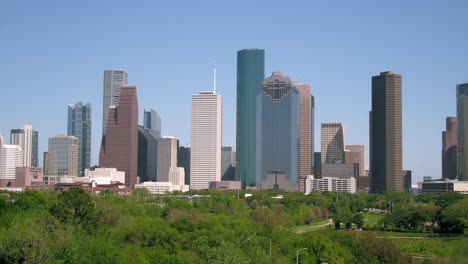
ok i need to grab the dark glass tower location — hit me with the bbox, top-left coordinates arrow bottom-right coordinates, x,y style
236,49 -> 265,187
138,126 -> 158,182
457,82 -> 468,181
32,130 -> 38,167
370,71 -> 403,193
255,72 -> 300,191
67,102 -> 92,176
177,145 -> 191,185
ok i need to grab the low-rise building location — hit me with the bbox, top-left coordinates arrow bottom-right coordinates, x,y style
421,180 -> 468,194
305,175 -> 356,194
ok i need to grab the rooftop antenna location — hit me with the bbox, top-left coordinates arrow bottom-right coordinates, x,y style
213,60 -> 217,94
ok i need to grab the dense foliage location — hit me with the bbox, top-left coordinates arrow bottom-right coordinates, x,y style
0,188 -> 467,263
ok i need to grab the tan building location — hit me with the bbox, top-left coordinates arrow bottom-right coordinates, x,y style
442,117 -> 457,180
345,145 -> 365,177
370,71 -> 403,192
15,167 -> 43,188
47,135 -> 79,177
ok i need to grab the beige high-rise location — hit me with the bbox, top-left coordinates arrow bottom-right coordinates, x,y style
370,71 -> 403,193
47,135 -> 79,177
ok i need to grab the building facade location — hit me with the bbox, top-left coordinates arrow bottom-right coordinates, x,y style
191,91 -> 222,189
47,135 -> 79,177
102,70 -> 128,135
457,82 -> 468,181
138,126 -> 158,182
305,176 -> 356,194
370,71 -> 403,192
99,86 -> 138,187
345,145 -> 365,177
256,72 -> 299,191
157,136 -> 178,182
237,49 -> 265,187
221,146 -> 236,181
0,144 -> 23,187
442,117 -> 457,180
67,102 -> 92,175
177,145 -> 191,185
321,123 -> 345,164
143,109 -> 162,139
10,125 -> 38,167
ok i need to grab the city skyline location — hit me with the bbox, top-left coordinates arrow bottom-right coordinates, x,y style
2,1 -> 467,183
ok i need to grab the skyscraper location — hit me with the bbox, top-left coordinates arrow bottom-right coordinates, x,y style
10,125 -> 37,167
0,144 -> 23,187
293,82 -> 313,192
321,123 -> 345,164
236,49 -> 265,187
457,82 -> 468,181
177,145 -> 191,185
345,145 -> 366,177
138,126 -> 158,182
221,146 -> 235,181
47,135 -> 79,177
100,86 -> 138,187
157,136 -> 178,182
102,70 -> 128,135
143,109 -> 162,139
370,71 -> 403,192
67,102 -> 92,175
256,72 -> 300,191
191,91 -> 222,189
442,117 -> 457,180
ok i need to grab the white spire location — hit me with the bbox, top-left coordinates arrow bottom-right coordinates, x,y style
213,63 -> 217,94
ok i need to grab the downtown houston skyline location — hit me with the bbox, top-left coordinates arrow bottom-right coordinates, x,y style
2,1 -> 468,184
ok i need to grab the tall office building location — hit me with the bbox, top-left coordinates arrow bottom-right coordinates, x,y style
221,146 -> 235,181
313,152 -> 321,177
43,151 -> 49,175
10,125 -> 38,167
345,145 -> 366,177
102,70 -> 128,135
47,135 -> 79,177
0,134 -> 3,146
138,126 -> 158,182
67,102 -> 92,175
370,71 -> 403,192
143,109 -> 162,139
0,144 -> 23,187
100,86 -> 138,187
457,82 -> 468,181
191,91 -> 222,190
293,82 -> 313,192
442,117 -> 457,180
236,49 -> 265,187
321,123 -> 345,164
311,96 -> 315,169
256,72 -> 300,191
177,145 -> 191,185
157,136 -> 178,182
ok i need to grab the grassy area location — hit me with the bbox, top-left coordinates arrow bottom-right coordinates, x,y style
362,212 -> 384,227
290,219 -> 331,233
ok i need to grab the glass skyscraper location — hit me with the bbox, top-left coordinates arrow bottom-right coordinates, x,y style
143,109 -> 161,139
255,72 -> 300,191
102,70 -> 128,135
457,82 -> 468,181
67,102 -> 92,176
236,49 -> 265,187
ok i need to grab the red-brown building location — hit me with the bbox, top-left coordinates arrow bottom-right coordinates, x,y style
442,117 -> 457,180
99,86 -> 138,187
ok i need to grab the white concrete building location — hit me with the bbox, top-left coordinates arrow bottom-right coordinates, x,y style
0,144 -> 23,184
190,91 -> 222,189
134,181 -> 189,194
305,175 -> 356,194
169,167 -> 185,185
84,168 -> 125,185
10,125 -> 35,167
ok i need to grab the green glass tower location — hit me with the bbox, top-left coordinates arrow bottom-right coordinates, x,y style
457,82 -> 468,181
236,49 -> 265,187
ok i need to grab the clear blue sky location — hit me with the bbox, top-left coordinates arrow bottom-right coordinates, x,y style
1,0 -> 467,183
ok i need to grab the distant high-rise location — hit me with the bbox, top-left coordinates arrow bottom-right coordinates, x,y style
313,152 -> 321,177
100,86 -> 138,187
138,126 -> 158,182
237,49 -> 265,187
442,117 -> 457,180
256,72 -> 300,191
345,145 -> 366,177
43,151 -> 49,175
321,123 -> 345,164
47,135 -> 79,177
221,146 -> 235,181
67,102 -> 92,175
293,82 -> 313,192
457,82 -> 468,181
191,91 -> 222,190
143,109 -> 162,139
10,125 -> 38,167
0,144 -> 23,187
370,71 -> 403,192
177,145 -> 191,185
102,70 -> 128,135
157,136 -> 178,182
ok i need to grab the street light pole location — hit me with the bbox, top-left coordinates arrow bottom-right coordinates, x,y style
296,248 -> 307,264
